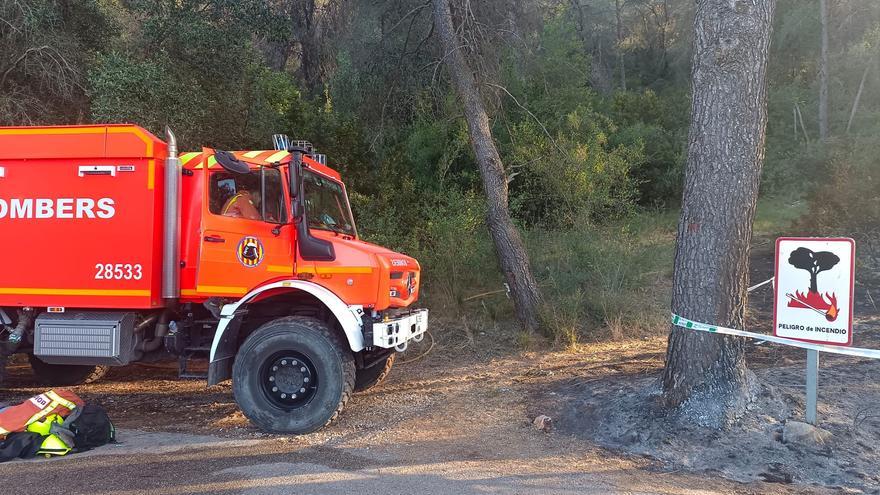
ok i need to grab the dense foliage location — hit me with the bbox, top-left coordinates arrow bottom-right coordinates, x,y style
3,0 -> 878,341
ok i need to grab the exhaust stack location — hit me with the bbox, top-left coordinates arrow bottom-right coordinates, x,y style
162,127 -> 181,301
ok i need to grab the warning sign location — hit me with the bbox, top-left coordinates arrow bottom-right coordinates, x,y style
774,237 -> 855,346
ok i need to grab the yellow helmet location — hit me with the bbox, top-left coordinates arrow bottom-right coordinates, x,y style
27,414 -> 74,457
26,414 -> 63,436
36,434 -> 72,457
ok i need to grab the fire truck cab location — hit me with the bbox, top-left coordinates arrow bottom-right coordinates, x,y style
0,125 -> 427,434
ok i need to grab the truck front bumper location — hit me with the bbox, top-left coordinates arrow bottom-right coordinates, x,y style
370,309 -> 428,350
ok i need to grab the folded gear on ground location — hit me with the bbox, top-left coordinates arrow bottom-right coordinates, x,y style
0,389 -> 83,438
0,389 -> 114,461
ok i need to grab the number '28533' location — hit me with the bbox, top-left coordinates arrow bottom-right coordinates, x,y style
94,263 -> 143,280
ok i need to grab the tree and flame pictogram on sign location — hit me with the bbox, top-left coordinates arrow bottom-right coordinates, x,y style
774,238 -> 855,346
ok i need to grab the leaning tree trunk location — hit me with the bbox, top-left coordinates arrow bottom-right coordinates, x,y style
432,0 -> 543,332
661,0 -> 776,418
846,58 -> 872,135
818,0 -> 829,141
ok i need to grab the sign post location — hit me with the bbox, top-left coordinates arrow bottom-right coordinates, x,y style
774,237 -> 855,425
805,349 -> 819,425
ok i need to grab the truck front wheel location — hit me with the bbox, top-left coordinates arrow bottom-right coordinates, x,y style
232,316 -> 355,434
28,355 -> 110,385
355,353 -> 396,392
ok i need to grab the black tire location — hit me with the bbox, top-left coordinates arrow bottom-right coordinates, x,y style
28,355 -> 111,386
232,316 -> 355,434
355,353 -> 396,392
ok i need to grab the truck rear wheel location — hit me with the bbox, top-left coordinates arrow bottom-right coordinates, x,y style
28,355 -> 111,386
355,353 -> 396,392
232,316 -> 355,434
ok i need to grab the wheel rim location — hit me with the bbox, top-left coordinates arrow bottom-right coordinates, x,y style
259,351 -> 319,410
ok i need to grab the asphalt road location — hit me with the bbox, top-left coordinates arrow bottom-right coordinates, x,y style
0,429 -> 646,495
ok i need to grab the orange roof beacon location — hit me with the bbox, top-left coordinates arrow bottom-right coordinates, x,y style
0,126 -> 427,434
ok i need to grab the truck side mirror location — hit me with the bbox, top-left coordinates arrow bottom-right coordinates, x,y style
214,150 -> 251,175
287,147 -> 335,262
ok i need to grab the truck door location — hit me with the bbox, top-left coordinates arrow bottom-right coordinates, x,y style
197,166 -> 292,297
294,170 -> 379,307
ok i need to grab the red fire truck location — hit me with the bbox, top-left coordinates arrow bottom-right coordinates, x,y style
0,125 -> 428,434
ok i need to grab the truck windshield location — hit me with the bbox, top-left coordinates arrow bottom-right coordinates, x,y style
303,171 -> 356,236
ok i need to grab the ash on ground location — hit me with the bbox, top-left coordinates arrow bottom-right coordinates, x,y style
547,320 -> 880,493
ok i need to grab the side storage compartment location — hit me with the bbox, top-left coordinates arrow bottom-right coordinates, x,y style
34,311 -> 136,366
0,125 -> 167,309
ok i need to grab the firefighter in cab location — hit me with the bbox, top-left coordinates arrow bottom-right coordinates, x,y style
222,187 -> 261,220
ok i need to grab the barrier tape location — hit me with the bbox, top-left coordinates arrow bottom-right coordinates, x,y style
671,314 -> 880,359
747,276 -> 774,292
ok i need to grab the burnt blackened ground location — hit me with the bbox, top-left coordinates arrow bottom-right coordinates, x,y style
544,342 -> 880,491
544,244 -> 880,492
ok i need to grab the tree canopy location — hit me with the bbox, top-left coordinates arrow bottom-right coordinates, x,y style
3,0 -> 878,335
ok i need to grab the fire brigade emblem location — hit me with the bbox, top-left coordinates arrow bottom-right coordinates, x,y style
236,236 -> 265,268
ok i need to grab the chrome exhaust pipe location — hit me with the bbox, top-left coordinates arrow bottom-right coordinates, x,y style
162,127 -> 181,301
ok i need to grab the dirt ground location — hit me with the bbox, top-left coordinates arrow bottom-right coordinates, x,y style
1,335 -> 822,495
0,245 -> 877,494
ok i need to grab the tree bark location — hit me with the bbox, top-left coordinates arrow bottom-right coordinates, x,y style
818,0 -> 829,141
661,0 -> 776,418
615,0 -> 626,91
432,0 -> 543,332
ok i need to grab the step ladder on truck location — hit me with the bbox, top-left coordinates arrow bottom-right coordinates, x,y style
0,125 -> 428,434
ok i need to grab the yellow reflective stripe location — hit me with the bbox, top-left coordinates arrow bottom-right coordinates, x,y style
44,391 -> 77,411
0,128 -> 107,136
207,156 -> 218,168
243,151 -> 263,158
267,265 -> 292,273
107,126 -> 153,159
322,266 -> 373,274
25,401 -> 59,426
265,150 -> 289,162
297,266 -> 374,275
197,285 -> 248,293
147,159 -> 155,190
181,285 -> 248,296
179,152 -> 200,165
0,288 -> 150,297
0,126 -> 152,154
0,426 -> 9,435
38,448 -> 70,454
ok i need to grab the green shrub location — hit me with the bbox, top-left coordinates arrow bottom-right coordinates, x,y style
530,211 -> 676,344
507,108 -> 643,227
798,137 -> 880,255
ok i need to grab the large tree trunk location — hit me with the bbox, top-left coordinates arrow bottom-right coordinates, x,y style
293,0 -> 323,96
661,0 -> 775,419
818,0 -> 829,141
432,0 -> 543,332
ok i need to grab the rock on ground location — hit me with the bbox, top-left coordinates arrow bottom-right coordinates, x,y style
782,421 -> 832,448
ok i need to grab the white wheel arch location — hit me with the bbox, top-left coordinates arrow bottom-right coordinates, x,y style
209,279 -> 366,364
